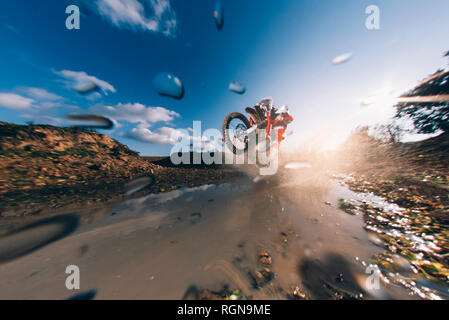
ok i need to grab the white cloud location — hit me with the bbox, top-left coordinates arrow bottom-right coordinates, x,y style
124,125 -> 223,150
125,126 -> 184,145
20,87 -> 63,101
86,92 -> 102,101
0,87 -> 83,127
93,0 -> 177,36
55,70 -> 116,95
89,101 -> 185,145
0,93 -> 34,110
89,102 -> 179,127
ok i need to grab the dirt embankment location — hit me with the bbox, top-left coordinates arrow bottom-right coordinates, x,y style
0,122 -> 239,216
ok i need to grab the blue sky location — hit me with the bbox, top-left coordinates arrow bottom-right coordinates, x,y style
1,0 -> 449,155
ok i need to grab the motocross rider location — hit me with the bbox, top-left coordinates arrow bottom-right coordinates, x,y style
246,97 -> 294,145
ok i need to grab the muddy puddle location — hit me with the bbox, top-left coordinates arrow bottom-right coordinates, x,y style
0,167 -> 447,299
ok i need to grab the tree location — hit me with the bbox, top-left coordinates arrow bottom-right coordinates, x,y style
373,122 -> 404,145
394,52 -> 449,134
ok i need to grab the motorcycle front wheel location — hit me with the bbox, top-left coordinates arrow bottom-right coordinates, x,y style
222,112 -> 251,154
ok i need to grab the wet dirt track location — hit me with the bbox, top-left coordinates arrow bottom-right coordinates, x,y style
0,166 -> 421,299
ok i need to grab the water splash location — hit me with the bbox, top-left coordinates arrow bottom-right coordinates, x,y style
337,176 -> 449,299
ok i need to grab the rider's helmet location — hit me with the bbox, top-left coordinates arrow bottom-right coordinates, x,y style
259,97 -> 273,111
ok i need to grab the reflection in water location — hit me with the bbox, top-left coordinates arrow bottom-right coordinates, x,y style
127,184 -> 215,206
112,184 -> 219,218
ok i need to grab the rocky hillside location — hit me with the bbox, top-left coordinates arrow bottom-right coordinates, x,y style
0,121 -> 158,192
0,122 -> 238,215
0,122 -> 159,212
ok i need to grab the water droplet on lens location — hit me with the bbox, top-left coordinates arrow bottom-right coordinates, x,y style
67,114 -> 114,129
0,214 -> 79,264
392,255 -> 413,273
153,72 -> 185,99
214,2 -> 224,30
304,248 -> 313,257
332,52 -> 353,65
67,289 -> 98,300
65,0 -> 93,16
229,81 -> 246,94
253,175 -> 262,183
182,285 -> 200,300
361,97 -> 375,106
367,233 -> 384,247
124,176 -> 154,195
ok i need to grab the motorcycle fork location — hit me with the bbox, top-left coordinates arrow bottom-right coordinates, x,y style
265,111 -> 271,139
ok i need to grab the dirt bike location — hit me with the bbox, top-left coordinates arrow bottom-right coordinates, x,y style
222,97 -> 293,154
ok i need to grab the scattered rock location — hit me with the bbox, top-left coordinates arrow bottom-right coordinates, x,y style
287,285 -> 307,300
248,268 -> 274,289
338,199 -> 357,215
258,250 -> 272,265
